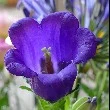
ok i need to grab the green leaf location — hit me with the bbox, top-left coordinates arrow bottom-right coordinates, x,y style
0,0 -> 6,5
19,86 -> 32,92
81,84 -> 94,97
76,102 -> 90,110
89,20 -> 96,31
0,64 -> 4,71
37,97 -> 66,110
73,97 -> 97,110
72,97 -> 89,110
81,15 -> 85,27
64,96 -> 71,110
98,71 -> 108,97
0,93 -> 9,110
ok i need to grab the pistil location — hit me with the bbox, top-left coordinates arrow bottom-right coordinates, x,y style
41,47 -> 54,74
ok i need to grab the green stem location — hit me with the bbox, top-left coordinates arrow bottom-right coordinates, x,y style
72,64 -> 83,100
73,77 -> 81,100
96,71 -> 108,110
36,97 -> 44,110
89,60 -> 98,73
95,72 -> 102,89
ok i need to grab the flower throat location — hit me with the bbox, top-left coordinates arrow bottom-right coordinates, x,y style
41,47 -> 54,74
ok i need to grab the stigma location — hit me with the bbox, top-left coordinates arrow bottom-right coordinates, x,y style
41,47 -> 54,74
41,47 -> 51,60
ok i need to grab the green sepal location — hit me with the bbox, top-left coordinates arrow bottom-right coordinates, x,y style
19,86 -> 33,92
37,96 -> 65,110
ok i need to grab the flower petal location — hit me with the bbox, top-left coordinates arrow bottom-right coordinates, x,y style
86,0 -> 96,16
101,1 -> 109,22
31,63 -> 77,102
4,49 -> 37,78
73,28 -> 98,63
41,11 -> 79,65
8,18 -> 43,72
17,0 -> 55,22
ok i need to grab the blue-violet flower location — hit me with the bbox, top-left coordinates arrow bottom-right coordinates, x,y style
4,12 -> 98,102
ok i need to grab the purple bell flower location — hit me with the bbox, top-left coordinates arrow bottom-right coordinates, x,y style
4,12 -> 98,102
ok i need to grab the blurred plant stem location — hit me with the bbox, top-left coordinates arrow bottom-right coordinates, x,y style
73,60 -> 109,110
96,71 -> 108,110
72,64 -> 83,100
72,77 -> 81,101
91,59 -> 108,110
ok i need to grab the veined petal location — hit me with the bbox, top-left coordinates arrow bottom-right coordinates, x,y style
99,0 -> 108,8
8,18 -> 43,72
17,0 -> 55,22
101,1 -> 109,22
86,0 -> 96,16
45,0 -> 56,12
41,12 -> 79,67
31,63 -> 77,102
4,49 -> 37,78
73,28 -> 98,63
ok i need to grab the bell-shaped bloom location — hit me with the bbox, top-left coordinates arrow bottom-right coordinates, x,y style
4,12 -> 98,102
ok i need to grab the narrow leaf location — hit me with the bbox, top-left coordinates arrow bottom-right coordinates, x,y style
19,86 -> 32,92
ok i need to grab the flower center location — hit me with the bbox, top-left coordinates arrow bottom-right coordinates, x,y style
41,47 -> 54,74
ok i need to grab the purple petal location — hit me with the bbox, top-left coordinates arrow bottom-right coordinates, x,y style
86,0 -> 96,16
101,1 -> 109,22
84,0 -> 96,28
17,0 -> 41,22
73,28 -> 98,63
17,0 -> 55,22
73,0 -> 82,21
31,63 -> 77,102
4,49 -> 37,78
41,12 -> 79,67
45,0 -> 56,11
99,0 -> 108,7
8,18 -> 43,73
70,0 -> 74,3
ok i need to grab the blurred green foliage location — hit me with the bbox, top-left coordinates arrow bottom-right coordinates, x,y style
0,0 -> 109,110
